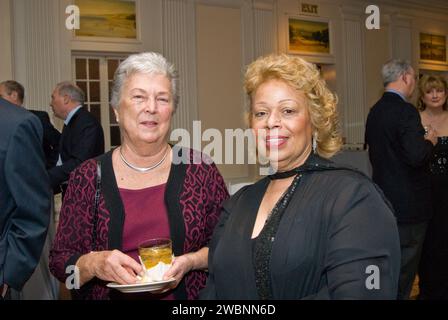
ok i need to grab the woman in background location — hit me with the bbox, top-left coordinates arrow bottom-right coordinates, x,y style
417,74 -> 448,300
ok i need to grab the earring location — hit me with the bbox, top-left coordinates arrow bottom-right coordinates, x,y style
312,132 -> 318,153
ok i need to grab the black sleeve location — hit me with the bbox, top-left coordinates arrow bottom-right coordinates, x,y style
45,124 -> 61,168
200,186 -> 247,300
398,105 -> 433,168
39,113 -> 61,168
38,113 -> 61,152
323,178 -> 401,299
4,115 -> 51,290
48,120 -> 103,189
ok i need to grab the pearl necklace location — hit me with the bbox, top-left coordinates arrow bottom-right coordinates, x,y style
119,146 -> 169,173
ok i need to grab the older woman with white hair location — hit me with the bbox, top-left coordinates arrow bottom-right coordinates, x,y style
50,52 -> 228,300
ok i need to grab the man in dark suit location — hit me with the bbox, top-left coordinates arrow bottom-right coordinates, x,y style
48,81 -> 104,195
1,80 -> 61,299
0,80 -> 61,169
365,59 -> 437,300
0,97 -> 51,299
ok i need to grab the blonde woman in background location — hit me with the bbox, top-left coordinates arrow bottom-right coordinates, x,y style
417,75 -> 448,300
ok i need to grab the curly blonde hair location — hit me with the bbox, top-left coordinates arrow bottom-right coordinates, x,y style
244,54 -> 342,159
417,74 -> 448,111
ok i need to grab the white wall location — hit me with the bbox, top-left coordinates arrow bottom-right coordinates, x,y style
0,0 -> 13,81
12,0 -> 60,115
364,24 -> 390,110
277,0 -> 448,147
4,0 -> 448,181
196,4 -> 246,179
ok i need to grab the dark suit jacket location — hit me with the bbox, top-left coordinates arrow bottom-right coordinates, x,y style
29,110 -> 61,169
0,97 -> 51,290
365,92 -> 434,223
48,107 -> 105,191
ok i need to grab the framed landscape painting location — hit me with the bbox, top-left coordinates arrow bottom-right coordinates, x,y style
75,0 -> 137,39
288,17 -> 331,56
420,33 -> 447,64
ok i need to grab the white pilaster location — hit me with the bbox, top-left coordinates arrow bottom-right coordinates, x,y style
12,0 -> 60,111
390,14 -> 413,63
254,0 -> 277,57
341,7 -> 367,146
162,0 -> 198,133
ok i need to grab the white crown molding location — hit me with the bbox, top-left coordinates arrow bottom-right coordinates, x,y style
378,0 -> 448,12
357,0 -> 448,21
253,0 -> 275,11
194,0 -> 245,8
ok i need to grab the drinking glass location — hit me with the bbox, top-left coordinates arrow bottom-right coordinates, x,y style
138,238 -> 173,270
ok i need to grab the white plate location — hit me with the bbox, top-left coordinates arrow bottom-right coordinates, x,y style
107,278 -> 176,293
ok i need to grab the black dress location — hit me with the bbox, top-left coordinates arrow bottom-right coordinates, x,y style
419,136 -> 448,299
201,154 -> 401,300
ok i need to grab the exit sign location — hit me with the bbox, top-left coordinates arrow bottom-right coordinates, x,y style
301,3 -> 318,15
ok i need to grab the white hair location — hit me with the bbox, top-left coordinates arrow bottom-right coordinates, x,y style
381,59 -> 412,87
110,52 -> 179,110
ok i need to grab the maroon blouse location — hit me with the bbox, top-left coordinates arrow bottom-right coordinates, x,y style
114,184 -> 174,300
120,183 -> 170,262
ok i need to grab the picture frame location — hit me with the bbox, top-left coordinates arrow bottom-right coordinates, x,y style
419,32 -> 447,65
287,16 -> 332,57
74,0 -> 139,42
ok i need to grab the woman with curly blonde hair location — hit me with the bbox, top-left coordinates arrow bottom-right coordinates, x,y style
416,74 -> 448,300
201,54 -> 400,300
